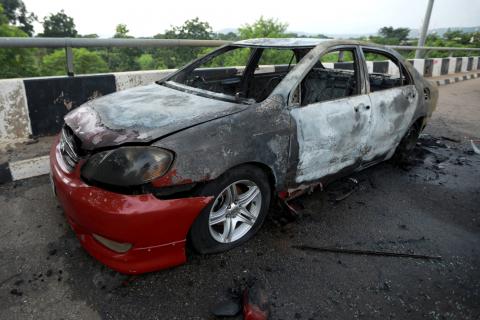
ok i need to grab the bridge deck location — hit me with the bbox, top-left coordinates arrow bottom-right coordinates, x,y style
0,79 -> 479,319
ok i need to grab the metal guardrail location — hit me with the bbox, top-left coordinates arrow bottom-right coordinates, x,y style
0,37 -> 229,48
1,37 -> 479,76
0,38 -> 230,76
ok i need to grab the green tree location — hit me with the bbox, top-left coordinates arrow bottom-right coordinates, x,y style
370,26 -> 411,45
40,10 -> 77,37
114,23 -> 129,38
443,29 -> 471,45
214,31 -> 239,41
42,48 -> 108,75
234,17 -> 291,66
154,17 -> 213,68
0,4 -> 38,78
378,26 -> 410,42
164,17 -> 212,40
78,33 -> 99,38
102,24 -> 141,71
0,0 -> 35,35
136,53 -> 166,70
238,16 -> 288,39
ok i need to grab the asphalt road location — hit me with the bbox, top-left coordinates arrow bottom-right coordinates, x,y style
1,79 -> 479,320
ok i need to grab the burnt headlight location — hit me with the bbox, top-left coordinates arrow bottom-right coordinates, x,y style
81,147 -> 174,187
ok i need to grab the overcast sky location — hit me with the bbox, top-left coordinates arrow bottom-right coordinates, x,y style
23,0 -> 480,37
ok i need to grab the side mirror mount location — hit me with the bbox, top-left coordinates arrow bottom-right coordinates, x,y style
288,85 -> 301,107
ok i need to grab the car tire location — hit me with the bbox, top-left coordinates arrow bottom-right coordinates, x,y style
392,120 -> 422,163
189,165 -> 271,254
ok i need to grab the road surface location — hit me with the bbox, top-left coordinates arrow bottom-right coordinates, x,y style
0,79 -> 479,319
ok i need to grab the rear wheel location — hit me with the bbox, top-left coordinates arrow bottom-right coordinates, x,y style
190,165 -> 271,254
392,120 -> 422,162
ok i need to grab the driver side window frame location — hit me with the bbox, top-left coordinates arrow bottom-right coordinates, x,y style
288,45 -> 364,108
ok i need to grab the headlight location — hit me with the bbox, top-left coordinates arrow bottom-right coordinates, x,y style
81,147 -> 174,187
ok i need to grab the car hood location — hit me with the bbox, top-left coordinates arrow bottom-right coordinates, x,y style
64,83 -> 247,150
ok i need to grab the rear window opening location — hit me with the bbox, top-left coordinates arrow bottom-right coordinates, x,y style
362,49 -> 412,92
164,45 -> 307,103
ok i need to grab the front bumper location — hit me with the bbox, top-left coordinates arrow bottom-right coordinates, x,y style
50,137 -> 212,274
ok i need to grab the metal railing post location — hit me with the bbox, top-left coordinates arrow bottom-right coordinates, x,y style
65,46 -> 74,76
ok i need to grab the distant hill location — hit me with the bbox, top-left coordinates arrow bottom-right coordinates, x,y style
215,26 -> 480,39
408,26 -> 480,38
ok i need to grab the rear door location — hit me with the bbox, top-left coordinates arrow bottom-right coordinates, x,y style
289,46 -> 372,184
360,48 -> 418,164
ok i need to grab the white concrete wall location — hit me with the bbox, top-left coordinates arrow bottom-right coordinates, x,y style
0,79 -> 32,144
461,57 -> 469,72
113,69 -> 176,91
388,60 -> 400,77
432,58 -> 443,77
366,61 -> 374,74
411,59 -> 425,75
448,58 -> 457,74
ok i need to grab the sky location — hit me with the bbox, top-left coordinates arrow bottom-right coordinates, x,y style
23,0 -> 480,38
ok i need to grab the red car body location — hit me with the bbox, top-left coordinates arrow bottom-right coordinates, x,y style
50,136 -> 212,274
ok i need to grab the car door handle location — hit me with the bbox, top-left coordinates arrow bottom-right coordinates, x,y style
405,91 -> 416,100
354,105 -> 370,112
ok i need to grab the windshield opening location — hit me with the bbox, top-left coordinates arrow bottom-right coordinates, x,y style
163,45 -> 305,103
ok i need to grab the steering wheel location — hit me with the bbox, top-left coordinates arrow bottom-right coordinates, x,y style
188,75 -> 208,87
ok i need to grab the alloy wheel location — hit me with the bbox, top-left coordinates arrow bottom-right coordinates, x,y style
208,180 -> 262,243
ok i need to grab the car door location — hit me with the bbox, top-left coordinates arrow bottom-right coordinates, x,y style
289,47 -> 372,184
360,48 -> 419,164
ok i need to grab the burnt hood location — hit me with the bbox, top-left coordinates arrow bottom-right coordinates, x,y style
64,83 -> 248,150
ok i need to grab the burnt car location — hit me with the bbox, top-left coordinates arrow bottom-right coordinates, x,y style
50,38 -> 438,274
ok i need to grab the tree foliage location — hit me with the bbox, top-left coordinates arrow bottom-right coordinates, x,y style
378,26 -> 410,42
0,4 -> 38,78
42,48 -> 108,75
0,0 -> 35,35
238,16 -> 288,39
153,17 -> 213,68
103,24 -> 141,71
368,26 -> 411,45
40,10 -> 77,37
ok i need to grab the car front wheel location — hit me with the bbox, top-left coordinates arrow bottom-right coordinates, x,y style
189,165 -> 271,254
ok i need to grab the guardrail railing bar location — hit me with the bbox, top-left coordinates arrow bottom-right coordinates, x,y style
0,37 -> 230,48
0,38 -> 479,51
1,37 -> 479,76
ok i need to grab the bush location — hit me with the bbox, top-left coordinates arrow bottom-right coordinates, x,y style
42,48 -> 108,76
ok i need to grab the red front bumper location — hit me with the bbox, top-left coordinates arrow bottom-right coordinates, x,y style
50,137 -> 212,274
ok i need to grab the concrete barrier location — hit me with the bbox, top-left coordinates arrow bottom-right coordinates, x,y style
0,56 -> 479,147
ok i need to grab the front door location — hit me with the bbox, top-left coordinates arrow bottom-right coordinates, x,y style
289,47 -> 372,184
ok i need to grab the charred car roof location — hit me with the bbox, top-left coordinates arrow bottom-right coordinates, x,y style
233,38 -> 330,48
232,38 -> 401,56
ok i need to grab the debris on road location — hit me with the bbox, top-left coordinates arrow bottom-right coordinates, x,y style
471,140 -> 480,155
211,299 -> 242,317
293,245 -> 442,260
440,136 -> 460,143
212,279 -> 269,319
243,280 -> 270,320
326,177 -> 359,203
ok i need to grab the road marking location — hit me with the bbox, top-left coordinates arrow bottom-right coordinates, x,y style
9,155 -> 50,181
